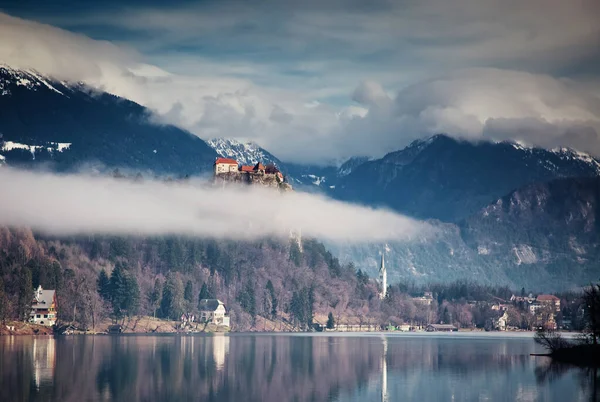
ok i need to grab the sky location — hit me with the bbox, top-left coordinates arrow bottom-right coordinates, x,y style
1,0 -> 600,164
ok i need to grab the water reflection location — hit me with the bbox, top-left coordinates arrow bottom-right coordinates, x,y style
0,334 -> 596,402
535,360 -> 599,402
32,337 -> 55,390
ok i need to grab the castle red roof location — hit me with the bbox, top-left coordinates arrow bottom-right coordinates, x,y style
254,162 -> 265,171
240,165 -> 254,172
537,295 -> 560,302
214,157 -> 238,165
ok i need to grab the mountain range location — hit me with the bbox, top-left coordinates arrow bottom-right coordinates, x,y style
2,64 -> 600,290
0,65 -> 217,175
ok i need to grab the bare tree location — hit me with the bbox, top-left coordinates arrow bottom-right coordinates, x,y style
583,283 -> 600,345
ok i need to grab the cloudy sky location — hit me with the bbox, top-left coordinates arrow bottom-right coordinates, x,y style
1,0 -> 600,164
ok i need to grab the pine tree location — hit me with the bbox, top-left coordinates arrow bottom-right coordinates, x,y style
149,278 -> 162,319
238,280 -> 257,318
198,282 -> 212,306
108,262 -> 140,320
184,280 -> 194,303
160,273 -> 184,320
327,312 -> 335,329
97,269 -> 111,301
266,280 -> 278,319
289,239 -> 302,267
17,268 -> 33,322
0,277 -> 7,324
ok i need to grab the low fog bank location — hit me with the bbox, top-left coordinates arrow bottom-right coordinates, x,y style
0,168 -> 432,243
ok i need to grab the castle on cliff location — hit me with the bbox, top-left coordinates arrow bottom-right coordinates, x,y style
213,157 -> 292,191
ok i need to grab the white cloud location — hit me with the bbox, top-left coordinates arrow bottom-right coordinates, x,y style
337,69 -> 600,158
0,168 -> 431,242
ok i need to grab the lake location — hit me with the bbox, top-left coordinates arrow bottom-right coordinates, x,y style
0,332 -> 597,401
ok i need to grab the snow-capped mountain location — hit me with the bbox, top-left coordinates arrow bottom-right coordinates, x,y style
332,134 -> 600,221
0,64 -> 68,96
0,64 -> 216,174
207,138 -> 284,168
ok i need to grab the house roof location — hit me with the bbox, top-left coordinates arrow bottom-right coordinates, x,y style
537,295 -> 560,302
240,165 -> 254,172
214,157 -> 238,165
198,299 -> 225,311
254,162 -> 265,171
428,324 -> 457,329
32,286 -> 55,310
265,164 -> 280,174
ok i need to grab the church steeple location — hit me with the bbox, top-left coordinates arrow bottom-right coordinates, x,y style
379,249 -> 387,299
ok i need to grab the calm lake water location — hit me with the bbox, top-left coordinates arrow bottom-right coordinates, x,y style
0,332 -> 597,402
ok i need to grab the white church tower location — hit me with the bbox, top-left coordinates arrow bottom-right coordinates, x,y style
379,248 -> 387,300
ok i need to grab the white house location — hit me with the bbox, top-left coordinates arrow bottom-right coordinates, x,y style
199,299 -> 230,327
29,285 -> 58,326
213,157 -> 239,175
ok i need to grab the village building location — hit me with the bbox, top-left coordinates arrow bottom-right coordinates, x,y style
412,292 -> 434,306
536,294 -> 561,312
510,294 -> 535,304
198,299 -> 230,327
213,157 -> 239,174
491,303 -> 509,311
29,285 -> 57,326
492,311 -> 509,331
529,302 -> 543,315
426,324 -> 458,332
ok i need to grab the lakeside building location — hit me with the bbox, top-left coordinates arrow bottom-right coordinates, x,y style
29,286 -> 57,326
536,294 -> 561,312
199,299 -> 230,327
426,324 -> 458,332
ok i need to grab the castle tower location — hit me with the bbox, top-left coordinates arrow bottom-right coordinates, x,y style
379,250 -> 387,300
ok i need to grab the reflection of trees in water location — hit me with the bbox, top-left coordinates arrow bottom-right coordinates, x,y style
8,335 -> 593,402
0,335 -> 380,402
535,361 -> 599,402
96,338 -> 139,400
386,338 -> 531,373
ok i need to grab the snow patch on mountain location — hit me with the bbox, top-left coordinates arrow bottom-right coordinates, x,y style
305,174 -> 325,186
0,65 -> 66,96
1,141 -> 72,160
551,147 -> 600,174
513,245 -> 537,265
207,138 -> 281,167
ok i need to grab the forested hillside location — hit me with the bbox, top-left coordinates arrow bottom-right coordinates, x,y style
0,227 -> 382,331
1,226 -> 576,332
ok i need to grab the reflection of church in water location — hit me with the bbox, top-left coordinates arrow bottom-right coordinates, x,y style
381,336 -> 388,402
369,336 -> 389,402
32,338 -> 56,389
